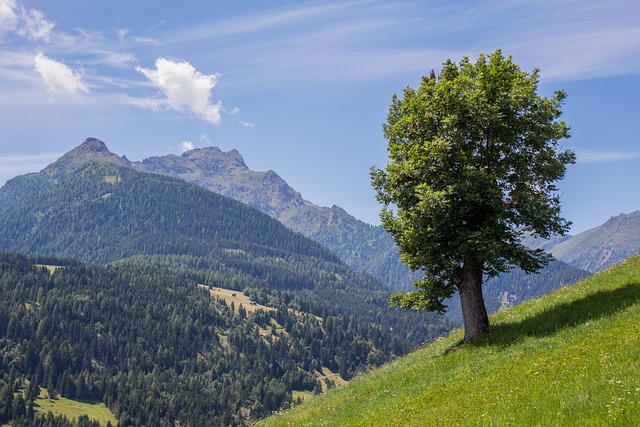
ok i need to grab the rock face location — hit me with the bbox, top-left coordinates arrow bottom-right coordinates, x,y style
132,147 -> 308,218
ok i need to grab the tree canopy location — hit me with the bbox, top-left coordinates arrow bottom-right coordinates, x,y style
371,49 -> 575,342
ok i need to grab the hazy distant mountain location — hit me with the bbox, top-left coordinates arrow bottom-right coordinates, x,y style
526,211 -> 640,273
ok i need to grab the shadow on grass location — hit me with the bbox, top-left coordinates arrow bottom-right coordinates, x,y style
475,282 -> 640,347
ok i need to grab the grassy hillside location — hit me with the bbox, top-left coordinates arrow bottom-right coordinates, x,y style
261,256 -> 640,426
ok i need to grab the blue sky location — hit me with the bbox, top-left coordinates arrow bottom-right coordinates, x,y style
1,0 -> 639,234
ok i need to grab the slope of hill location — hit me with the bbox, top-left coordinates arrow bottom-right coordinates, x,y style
261,255 -> 640,426
132,145 -> 590,316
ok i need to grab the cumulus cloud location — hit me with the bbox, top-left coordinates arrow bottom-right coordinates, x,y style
180,140 -> 194,152
136,58 -> 222,125
34,52 -> 89,97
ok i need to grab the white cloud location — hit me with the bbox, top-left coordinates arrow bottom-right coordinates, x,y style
180,140 -> 195,152
199,134 -> 212,145
240,121 -> 255,128
34,52 -> 89,98
136,58 -> 222,125
0,0 -> 54,41
17,5 -> 54,41
0,0 -> 18,37
576,148 -> 640,164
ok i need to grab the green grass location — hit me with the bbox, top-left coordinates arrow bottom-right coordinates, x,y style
103,175 -> 121,184
33,388 -> 117,426
35,264 -> 63,274
259,256 -> 640,426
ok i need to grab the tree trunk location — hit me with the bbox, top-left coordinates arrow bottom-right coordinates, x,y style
456,257 -> 490,343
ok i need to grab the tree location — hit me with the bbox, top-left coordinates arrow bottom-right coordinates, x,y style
371,50 -> 575,342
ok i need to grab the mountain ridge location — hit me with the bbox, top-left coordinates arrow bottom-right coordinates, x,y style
6,138 -> 634,318
526,210 -> 640,273
132,146 -> 311,218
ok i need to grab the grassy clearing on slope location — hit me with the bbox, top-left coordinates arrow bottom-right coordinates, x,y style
260,257 -> 640,427
35,264 -> 64,274
33,388 -> 117,426
198,284 -> 273,314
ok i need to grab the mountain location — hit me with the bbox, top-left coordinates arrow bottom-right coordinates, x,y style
0,139 -> 454,425
0,139 -> 450,346
260,255 -> 640,426
131,144 -> 590,323
0,137 -> 128,216
132,147 -> 305,218
524,211 -> 640,273
131,147 -> 417,290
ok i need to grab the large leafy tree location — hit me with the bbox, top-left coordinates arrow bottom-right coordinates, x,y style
371,50 -> 575,342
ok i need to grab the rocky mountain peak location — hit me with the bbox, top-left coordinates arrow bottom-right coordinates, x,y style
181,146 -> 248,171
602,210 -> 640,228
52,138 -> 130,169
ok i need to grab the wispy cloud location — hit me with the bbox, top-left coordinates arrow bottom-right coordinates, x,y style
0,153 -> 61,173
1,0 -> 639,126
156,0 -> 640,87
0,0 -> 54,41
0,0 -> 18,37
162,1 -> 368,44
576,148 -> 640,164
16,4 -> 54,41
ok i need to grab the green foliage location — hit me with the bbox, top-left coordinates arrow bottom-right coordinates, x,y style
371,50 -> 575,322
0,161 -> 452,351
260,256 -> 640,426
0,253 -> 342,425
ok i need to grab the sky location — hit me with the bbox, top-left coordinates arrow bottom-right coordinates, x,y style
0,0 -> 639,234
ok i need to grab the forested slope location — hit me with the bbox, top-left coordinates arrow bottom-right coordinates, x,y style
0,253 -> 357,425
